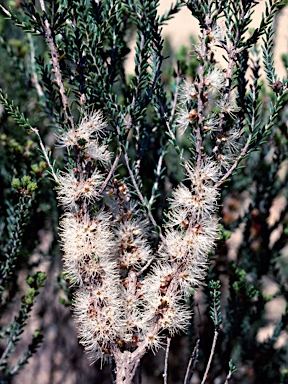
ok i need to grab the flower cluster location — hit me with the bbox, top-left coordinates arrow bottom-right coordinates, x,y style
56,107 -> 222,363
137,158 -> 220,340
57,112 -> 124,361
175,20 -> 243,172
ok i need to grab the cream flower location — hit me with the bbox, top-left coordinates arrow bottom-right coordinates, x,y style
217,94 -> 241,117
60,212 -> 118,283
57,170 -> 103,209
115,217 -> 151,269
178,81 -> 198,105
56,111 -> 111,164
73,288 -> 123,360
205,67 -> 225,91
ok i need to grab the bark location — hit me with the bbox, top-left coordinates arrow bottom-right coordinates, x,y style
113,344 -> 147,384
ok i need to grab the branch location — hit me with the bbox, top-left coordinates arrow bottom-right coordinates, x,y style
31,127 -> 59,184
148,148 -> 165,209
38,0 -> 75,131
183,338 -> 200,384
163,337 -> 171,384
28,33 -> 44,99
99,149 -> 122,195
215,133 -> 252,187
200,330 -> 219,384
124,152 -> 164,240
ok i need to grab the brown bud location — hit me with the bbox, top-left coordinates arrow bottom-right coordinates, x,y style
188,109 -> 198,121
272,80 -> 283,94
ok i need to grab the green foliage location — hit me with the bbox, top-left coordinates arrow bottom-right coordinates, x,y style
0,272 -> 46,383
209,280 -> 222,328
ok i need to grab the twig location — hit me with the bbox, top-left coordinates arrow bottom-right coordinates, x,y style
146,64 -> 181,211
183,303 -> 202,384
224,370 -> 233,384
28,33 -> 44,99
169,63 -> 182,123
0,4 -> 11,17
31,127 -> 59,184
136,254 -> 156,277
195,28 -> 209,167
0,339 -> 13,368
124,151 -> 164,241
200,330 -> 219,384
163,337 -> 171,384
183,338 -> 200,384
137,361 -> 142,384
38,0 -> 75,131
162,112 -> 191,175
99,149 -> 122,195
148,148 -> 165,209
215,133 -> 252,187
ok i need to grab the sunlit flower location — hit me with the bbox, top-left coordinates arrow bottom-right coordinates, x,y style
175,105 -> 195,133
73,288 -> 123,360
216,150 -> 237,170
163,216 -> 219,262
151,294 -> 191,335
169,182 -> 218,219
208,24 -> 226,45
187,158 -> 220,186
215,127 -> 241,153
217,95 -> 241,117
85,142 -> 111,164
115,217 -> 151,269
57,170 -> 103,209
60,212 -> 118,283
57,111 -> 106,148
145,332 -> 165,354
205,67 -> 225,91
178,81 -> 198,105
203,116 -> 221,132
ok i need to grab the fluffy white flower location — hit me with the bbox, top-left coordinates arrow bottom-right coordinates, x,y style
178,81 -> 198,105
188,158 -> 220,186
169,182 -> 218,219
84,142 -> 111,164
60,212 -> 118,284
215,127 -> 241,153
205,67 -> 225,91
175,106 -> 198,134
209,24 -> 225,44
115,217 -> 151,269
148,293 -> 191,335
78,110 -> 107,137
73,288 -> 123,360
162,216 -> 219,263
145,332 -> 165,354
57,170 -> 103,209
203,116 -> 221,132
217,95 -> 241,117
216,150 -> 237,170
56,111 -> 111,163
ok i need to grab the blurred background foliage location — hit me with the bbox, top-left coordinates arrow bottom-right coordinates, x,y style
0,0 -> 287,383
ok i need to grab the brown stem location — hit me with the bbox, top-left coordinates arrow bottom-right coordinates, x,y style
113,343 -> 147,384
215,133 -> 252,187
39,0 -> 75,131
195,28 -> 209,167
201,330 -> 219,384
163,337 -> 171,384
99,149 -> 122,195
124,151 -> 164,241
